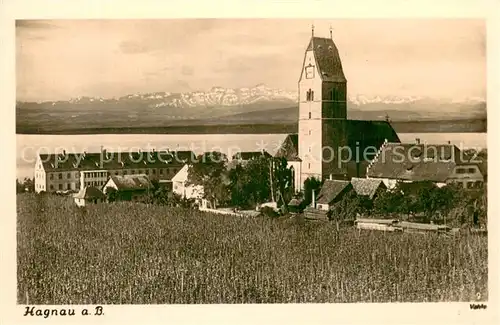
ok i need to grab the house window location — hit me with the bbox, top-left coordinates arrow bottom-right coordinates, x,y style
159,169 -> 163,175
456,168 -> 465,174
50,174 -> 53,180
50,185 -> 54,190
306,89 -> 314,101
131,170 -> 135,174
67,173 -> 71,179
115,171 -> 118,175
58,184 -> 62,190
467,168 -> 475,174
308,129 -> 312,135
58,173 -> 62,179
152,169 -> 156,174
308,146 -> 312,153
123,171 -> 127,175
75,172 -> 79,178
308,112 -> 311,119
308,163 -> 311,169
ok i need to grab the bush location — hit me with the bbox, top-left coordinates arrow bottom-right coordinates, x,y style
260,206 -> 280,218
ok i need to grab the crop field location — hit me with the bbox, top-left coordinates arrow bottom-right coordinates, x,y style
17,194 -> 488,304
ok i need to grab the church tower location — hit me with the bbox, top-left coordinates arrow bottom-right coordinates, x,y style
298,27 -> 348,186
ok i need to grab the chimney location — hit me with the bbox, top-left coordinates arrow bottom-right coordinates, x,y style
311,188 -> 316,209
447,140 -> 451,145
415,138 -> 421,145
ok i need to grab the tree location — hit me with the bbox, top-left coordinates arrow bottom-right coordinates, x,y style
302,177 -> 322,208
269,157 -> 294,208
357,196 -> 374,216
16,178 -> 35,194
187,151 -> 230,209
373,187 -> 404,217
16,179 -> 25,194
329,191 -> 360,231
226,156 -> 295,210
105,187 -> 118,202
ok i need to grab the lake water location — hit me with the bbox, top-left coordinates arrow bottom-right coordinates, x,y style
16,132 -> 487,179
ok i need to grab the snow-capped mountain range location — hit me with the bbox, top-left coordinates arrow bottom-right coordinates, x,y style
17,84 -> 486,134
22,84 -> 485,109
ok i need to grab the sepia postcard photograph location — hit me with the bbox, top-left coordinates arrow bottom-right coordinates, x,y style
1,0 -> 499,324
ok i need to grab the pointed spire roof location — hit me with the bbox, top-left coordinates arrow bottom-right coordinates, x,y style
302,35 -> 346,83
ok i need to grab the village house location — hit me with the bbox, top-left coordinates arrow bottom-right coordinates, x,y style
315,179 -> 353,211
34,148 -> 195,193
72,186 -> 105,207
171,164 -> 204,204
366,139 -> 485,190
102,174 -> 153,201
350,177 -> 387,200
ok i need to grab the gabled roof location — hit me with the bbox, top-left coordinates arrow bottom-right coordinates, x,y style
108,174 -> 152,191
301,37 -> 346,82
171,164 -> 189,182
316,180 -> 351,204
367,143 -> 462,182
350,177 -> 386,199
38,150 -> 195,172
232,150 -> 271,160
274,134 -> 301,161
73,186 -> 105,199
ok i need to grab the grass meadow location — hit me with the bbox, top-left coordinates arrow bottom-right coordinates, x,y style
17,193 -> 488,304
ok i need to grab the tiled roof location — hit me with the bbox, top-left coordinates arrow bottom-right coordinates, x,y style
109,174 -> 153,191
366,143 -> 462,182
316,180 -> 351,204
39,150 -> 196,172
350,177 -> 386,199
305,37 -> 346,82
73,186 -> 105,199
232,151 -> 272,160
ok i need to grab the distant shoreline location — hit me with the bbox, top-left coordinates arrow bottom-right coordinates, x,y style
16,119 -> 486,135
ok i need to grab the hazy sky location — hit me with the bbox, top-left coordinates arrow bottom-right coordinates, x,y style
16,19 -> 486,102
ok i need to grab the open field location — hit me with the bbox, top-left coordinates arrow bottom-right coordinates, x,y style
17,194 -> 487,304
